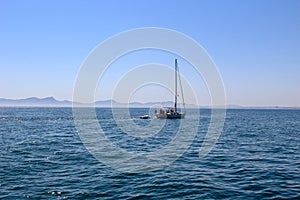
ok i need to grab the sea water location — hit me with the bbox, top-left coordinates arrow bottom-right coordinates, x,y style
0,108 -> 299,199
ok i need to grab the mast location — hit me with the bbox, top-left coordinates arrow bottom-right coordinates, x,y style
174,59 -> 178,112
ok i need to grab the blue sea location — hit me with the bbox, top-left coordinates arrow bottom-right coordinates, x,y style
0,108 -> 299,199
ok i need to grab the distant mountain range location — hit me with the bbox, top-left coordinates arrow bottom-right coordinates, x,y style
0,97 -> 299,109
0,97 -> 195,108
0,97 -> 72,107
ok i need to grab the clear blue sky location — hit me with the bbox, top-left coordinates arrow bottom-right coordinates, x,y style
1,0 -> 299,106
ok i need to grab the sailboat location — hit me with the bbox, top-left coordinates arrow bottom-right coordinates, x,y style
155,59 -> 186,119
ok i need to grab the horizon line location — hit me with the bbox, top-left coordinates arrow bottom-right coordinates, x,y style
0,96 -> 299,109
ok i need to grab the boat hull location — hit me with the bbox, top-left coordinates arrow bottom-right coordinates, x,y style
155,112 -> 185,119
139,115 -> 150,119
166,113 -> 185,119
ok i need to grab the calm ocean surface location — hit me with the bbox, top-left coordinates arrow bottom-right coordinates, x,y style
0,108 -> 299,199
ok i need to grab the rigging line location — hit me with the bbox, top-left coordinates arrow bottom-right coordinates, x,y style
177,61 -> 186,113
